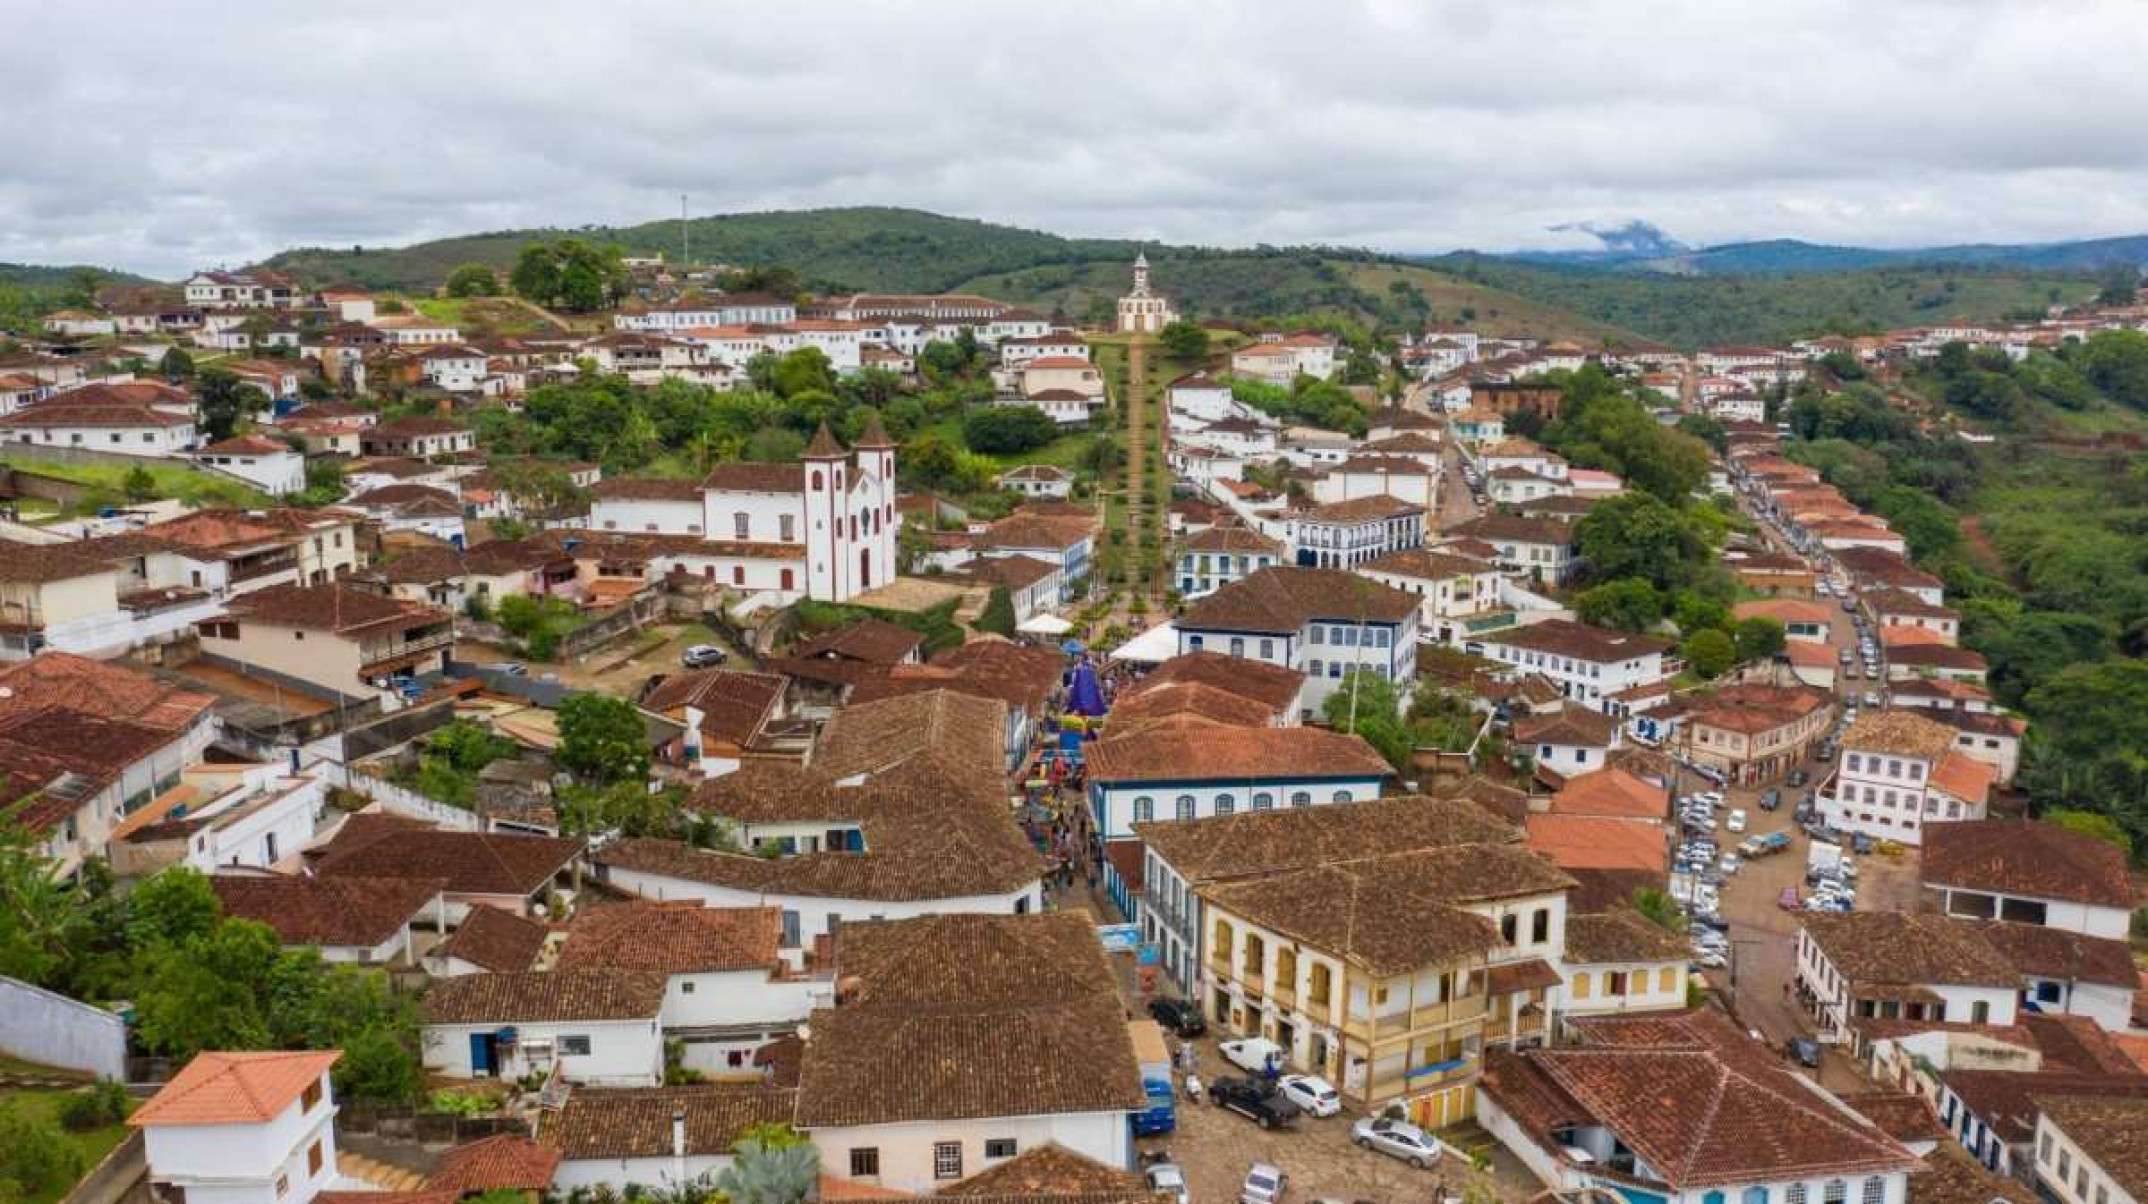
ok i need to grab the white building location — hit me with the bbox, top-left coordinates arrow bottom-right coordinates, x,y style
421,970 -> 666,1086
585,421 -> 898,602
1176,524 -> 1283,598
1818,710 -> 1993,847
1174,565 -> 1422,716
547,1083 -> 797,1192
193,434 -> 306,495
1476,619 -> 1673,714
0,402 -> 196,452
1558,911 -> 1691,1019
1796,912 -> 2020,1041
2033,1096 -> 2148,1204
1085,723 -> 1390,842
132,1050 -> 343,1204
1287,495 -> 1425,570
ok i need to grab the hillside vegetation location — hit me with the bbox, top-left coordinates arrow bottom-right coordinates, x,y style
1418,254 -> 2098,348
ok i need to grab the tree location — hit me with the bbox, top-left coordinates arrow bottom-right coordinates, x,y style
770,347 -> 835,400
2076,330 -> 2148,411
134,919 -> 281,1056
1158,321 -> 1209,362
557,780 -> 680,838
2097,263 -> 2139,307
121,464 -> 157,502
508,238 -> 625,312
962,406 -> 1057,455
1681,629 -> 1735,680
557,692 -> 650,782
1573,578 -> 1662,632
2021,659 -> 2148,842
973,587 -> 1016,637
1733,617 -> 1787,663
0,1103 -> 85,1201
444,263 -> 500,297
1630,887 -> 1681,930
2043,809 -> 2133,858
196,368 -> 261,442
126,867 -> 222,951
1575,493 -> 1716,594
159,346 -> 194,381
1321,669 -> 1413,772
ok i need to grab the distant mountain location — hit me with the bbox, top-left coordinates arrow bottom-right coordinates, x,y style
0,262 -> 156,288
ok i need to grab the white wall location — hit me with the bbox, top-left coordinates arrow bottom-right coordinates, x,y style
423,1017 -> 662,1086
811,1110 -> 1130,1196
142,1078 -> 337,1204
597,865 -> 1043,960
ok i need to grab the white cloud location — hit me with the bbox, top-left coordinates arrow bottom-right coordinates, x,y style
6,0 -> 2148,276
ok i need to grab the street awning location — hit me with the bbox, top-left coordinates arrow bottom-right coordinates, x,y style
1486,958 -> 1565,996
1109,620 -> 1179,665
1017,613 -> 1074,635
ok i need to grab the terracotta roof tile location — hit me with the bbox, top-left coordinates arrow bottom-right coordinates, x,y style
1086,723 -> 1389,783
432,904 -> 548,973
314,824 -> 582,896
1910,1142 -> 2037,1204
420,970 -> 666,1024
1922,820 -> 2137,908
833,912 -> 1115,1010
1128,652 -> 1304,713
2035,1094 -> 2148,1198
210,874 -> 440,950
130,1050 -> 340,1127
940,1144 -> 1155,1201
542,1085 -> 797,1159
1483,618 -> 1672,663
224,583 -> 449,635
1564,909 -> 1688,964
556,901 -> 781,974
1843,709 -> 1958,760
792,618 -> 923,666
1801,912 -> 2019,989
1179,566 -> 1417,633
426,1134 -> 562,1193
1136,794 -> 1518,884
1526,815 -> 1668,874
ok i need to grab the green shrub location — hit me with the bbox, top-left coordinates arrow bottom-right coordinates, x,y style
57,1081 -> 128,1131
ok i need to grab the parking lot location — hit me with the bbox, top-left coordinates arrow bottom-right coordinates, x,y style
1129,1027 -> 1525,1204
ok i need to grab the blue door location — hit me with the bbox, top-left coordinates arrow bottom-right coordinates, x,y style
469,1033 -> 493,1075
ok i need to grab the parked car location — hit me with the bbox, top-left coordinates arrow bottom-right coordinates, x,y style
480,661 -> 528,677
1213,1078 -> 1298,1129
1148,997 -> 1206,1038
1219,1038 -> 1285,1076
1145,1163 -> 1191,1204
681,643 -> 728,668
1725,809 -> 1748,833
1787,769 -> 1809,788
1351,1117 -> 1444,1168
1789,1038 -> 1822,1067
1758,788 -> 1782,811
1241,1162 -> 1289,1204
1277,1074 -> 1342,1118
1778,886 -> 1803,910
1863,690 -> 1882,708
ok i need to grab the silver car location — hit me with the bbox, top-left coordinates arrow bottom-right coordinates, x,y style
1240,1162 -> 1287,1204
1351,1117 -> 1444,1168
1145,1162 -> 1190,1204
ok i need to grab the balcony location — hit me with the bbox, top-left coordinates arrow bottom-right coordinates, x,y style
1345,994 -> 1488,1042
358,626 -> 454,674
1366,1055 -> 1476,1102
229,550 -> 300,583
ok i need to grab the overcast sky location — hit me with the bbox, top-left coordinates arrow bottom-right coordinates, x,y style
9,0 -> 2148,278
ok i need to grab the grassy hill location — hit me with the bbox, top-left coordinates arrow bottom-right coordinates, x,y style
253,206 -> 2101,348
0,263 -> 155,288
1417,254 -> 2098,348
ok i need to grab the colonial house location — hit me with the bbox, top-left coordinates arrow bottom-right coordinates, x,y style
421,971 -> 667,1086
1732,598 -> 1833,643
1197,840 -> 1574,1127
968,510 -> 1092,599
0,401 -> 196,452
1176,524 -> 1284,598
1357,547 -> 1518,647
0,539 -> 222,662
1444,515 -> 1579,585
555,901 -> 826,1075
1866,588 -> 1961,646
360,416 -> 476,459
308,817 -> 583,924
1288,494 -> 1426,569
193,433 -> 307,496
1085,722 -> 1391,842
208,873 -> 440,966
182,269 -> 299,309
1513,704 -> 1621,781
1659,683 -> 1835,786
996,463 -> 1072,499
544,1083 -> 797,1192
1558,911 -> 1690,1019
0,652 -> 217,878
802,913 -> 1146,1194
1796,912 -> 2021,1042
1478,1008 -> 1920,1204
1476,620 -> 1674,715
1818,710 -> 1994,847
1922,820 -> 2137,941
2031,1096 -> 2148,1204
590,692 -> 1044,957
1175,566 -> 1422,715
199,583 -> 454,700
131,1051 -> 343,1204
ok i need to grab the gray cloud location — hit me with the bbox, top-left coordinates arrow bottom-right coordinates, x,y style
7,0 -> 2148,276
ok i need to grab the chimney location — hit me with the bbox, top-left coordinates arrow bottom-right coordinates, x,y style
672,1105 -> 687,1159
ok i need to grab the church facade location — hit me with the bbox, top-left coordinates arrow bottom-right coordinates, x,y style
1116,252 -> 1179,334
586,420 -> 899,603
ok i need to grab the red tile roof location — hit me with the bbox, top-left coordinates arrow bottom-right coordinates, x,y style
131,1050 -> 339,1127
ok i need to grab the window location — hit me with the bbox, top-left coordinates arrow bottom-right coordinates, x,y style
1331,790 -> 1352,803
681,980 -> 697,994
1230,637 -> 1245,657
301,1081 -> 322,1112
850,1148 -> 880,1178
734,512 -> 750,539
779,910 -> 802,949
1309,659 -> 1323,676
1259,639 -> 1274,659
1658,966 -> 1677,993
1860,1180 -> 1883,1204
1215,794 -> 1235,816
1847,754 -> 1862,772
1531,909 -> 1550,943
1175,794 -> 1196,821
1823,1179 -> 1847,1204
1252,792 -> 1274,811
1743,1190 -> 1769,1204
780,514 -> 796,541
307,1140 -> 324,1176
1571,972 -> 1592,999
934,1142 -> 963,1180
1786,1187 -> 1807,1204
1133,796 -> 1154,823
1970,1000 -> 1990,1024
560,1035 -> 592,1056
1290,791 -> 1312,807
1500,913 -> 1517,944
2038,1132 -> 2053,1166
985,1139 -> 1017,1159
1310,626 -> 1324,645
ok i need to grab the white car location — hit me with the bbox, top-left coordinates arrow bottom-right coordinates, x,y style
1352,1117 -> 1444,1168
1145,1163 -> 1190,1204
1241,1162 -> 1287,1204
1219,1037 -> 1285,1075
1277,1074 -> 1342,1117
1725,809 -> 1748,833
1719,854 -> 1740,875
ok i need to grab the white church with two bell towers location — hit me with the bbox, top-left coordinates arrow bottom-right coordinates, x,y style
1117,251 -> 1179,333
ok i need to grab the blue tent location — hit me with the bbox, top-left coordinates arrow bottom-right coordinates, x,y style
1067,661 -> 1107,717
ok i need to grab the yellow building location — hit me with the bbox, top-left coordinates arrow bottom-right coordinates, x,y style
1198,843 -> 1573,1129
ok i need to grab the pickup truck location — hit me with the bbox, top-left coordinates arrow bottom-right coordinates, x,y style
1739,830 -> 1792,858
